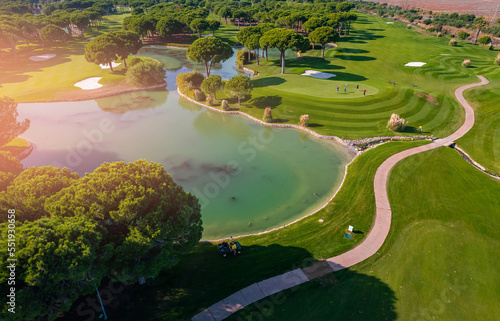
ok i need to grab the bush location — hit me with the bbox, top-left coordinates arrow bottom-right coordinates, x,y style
263,108 -> 272,123
478,35 -> 491,47
128,57 -> 141,67
437,32 -> 442,37
300,114 -> 309,127
193,89 -> 205,101
407,24 -> 412,29
387,113 -> 407,131
423,19 -> 432,25
221,100 -> 230,111
206,94 -> 215,105
126,58 -> 165,87
236,49 -> 255,65
427,27 -> 436,32
176,71 -> 205,94
494,54 -> 500,65
462,59 -> 471,68
449,39 -> 457,46
458,31 -> 470,40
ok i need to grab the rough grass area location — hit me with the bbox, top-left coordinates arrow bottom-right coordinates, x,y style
228,147 -> 500,321
458,79 -> 500,175
102,141 -> 427,321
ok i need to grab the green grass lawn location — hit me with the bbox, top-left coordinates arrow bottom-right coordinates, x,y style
457,78 -> 500,175
216,12 -> 500,140
0,20 -> 125,101
228,147 -> 500,321
108,141 -> 428,321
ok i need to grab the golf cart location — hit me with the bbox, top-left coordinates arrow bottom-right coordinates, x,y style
217,238 -> 242,257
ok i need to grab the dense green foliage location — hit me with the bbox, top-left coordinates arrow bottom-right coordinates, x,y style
125,58 -> 165,86
176,71 -> 205,95
225,75 -> 251,106
0,167 -> 79,223
0,159 -> 203,319
201,74 -> 223,100
308,26 -> 339,57
186,37 -> 233,77
0,97 -> 29,147
84,33 -> 119,70
40,24 -> 69,45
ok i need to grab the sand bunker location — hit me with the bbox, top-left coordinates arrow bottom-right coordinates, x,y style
74,77 -> 103,90
301,70 -> 336,79
386,22 -> 394,24
87,37 -> 95,40
99,62 -> 121,69
404,62 -> 426,67
29,54 -> 56,61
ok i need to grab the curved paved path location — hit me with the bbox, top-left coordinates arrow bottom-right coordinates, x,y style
192,75 -> 489,321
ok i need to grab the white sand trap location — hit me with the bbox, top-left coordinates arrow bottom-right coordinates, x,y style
386,22 -> 394,24
404,62 -> 426,67
301,70 -> 336,79
74,77 -> 103,90
29,54 -> 56,61
99,61 -> 121,69
87,37 -> 95,40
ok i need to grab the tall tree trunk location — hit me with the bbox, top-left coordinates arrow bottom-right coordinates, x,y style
204,61 -> 210,78
321,45 -> 325,58
281,50 -> 285,74
109,61 -> 114,71
225,17 -> 227,25
312,42 -> 315,50
123,57 -> 127,68
248,49 -> 251,61
198,30 -> 201,38
256,50 -> 259,65
265,48 -> 268,61
238,19 -> 240,30
238,95 -> 241,106
474,27 -> 481,43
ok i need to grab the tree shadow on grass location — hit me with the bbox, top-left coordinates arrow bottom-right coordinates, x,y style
336,55 -> 376,62
307,123 -> 324,128
252,76 -> 286,88
327,72 -> 367,82
265,56 -> 346,72
61,244 -> 322,321
336,48 -> 370,54
247,95 -> 282,109
227,268 -> 398,321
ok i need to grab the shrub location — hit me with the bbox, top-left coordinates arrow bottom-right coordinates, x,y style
221,100 -> 230,111
300,114 -> 309,127
236,49 -> 255,65
457,31 -> 470,40
462,59 -> 471,68
126,58 -> 165,87
478,36 -> 491,47
263,108 -> 272,123
387,113 -> 407,131
176,71 -> 205,94
423,19 -> 432,25
437,32 -> 442,37
494,54 -> 500,65
206,94 -> 215,105
193,89 -> 205,101
427,27 -> 436,32
407,24 -> 411,29
128,57 -> 141,67
449,39 -> 457,46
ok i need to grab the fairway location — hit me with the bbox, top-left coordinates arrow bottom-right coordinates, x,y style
229,13 -> 500,140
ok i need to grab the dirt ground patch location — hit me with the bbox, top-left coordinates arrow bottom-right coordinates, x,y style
416,91 -> 440,106
369,0 -> 498,18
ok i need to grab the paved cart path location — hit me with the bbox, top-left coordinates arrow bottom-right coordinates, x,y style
192,75 -> 489,321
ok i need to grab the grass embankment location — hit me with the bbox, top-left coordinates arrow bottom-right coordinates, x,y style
229,147 -> 500,321
0,20 -> 126,101
0,137 -> 30,156
457,79 -> 500,175
107,141 -> 427,321
211,13 -> 499,140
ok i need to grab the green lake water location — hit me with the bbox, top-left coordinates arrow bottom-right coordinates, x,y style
19,47 -> 354,240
